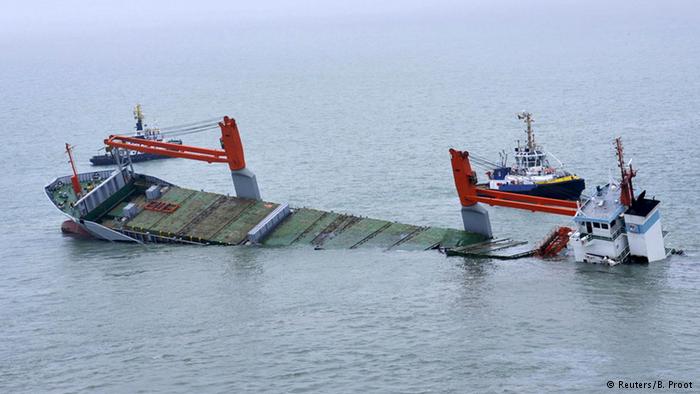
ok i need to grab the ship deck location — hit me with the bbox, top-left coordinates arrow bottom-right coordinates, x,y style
48,174 -> 488,251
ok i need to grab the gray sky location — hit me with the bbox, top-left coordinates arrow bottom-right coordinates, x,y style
3,0 -> 699,39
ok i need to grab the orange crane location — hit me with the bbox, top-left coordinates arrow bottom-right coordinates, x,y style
449,148 -> 579,216
104,116 -> 261,200
449,148 -> 578,243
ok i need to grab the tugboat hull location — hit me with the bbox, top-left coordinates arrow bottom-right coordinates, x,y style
492,178 -> 585,201
89,153 -> 173,166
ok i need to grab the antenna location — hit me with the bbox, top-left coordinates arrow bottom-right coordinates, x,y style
517,112 -> 534,151
615,138 -> 626,183
615,137 -> 637,206
498,149 -> 509,167
133,104 -> 144,131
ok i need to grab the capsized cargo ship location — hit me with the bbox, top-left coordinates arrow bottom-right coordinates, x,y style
47,115 -> 670,264
47,117 -> 506,255
476,112 -> 585,201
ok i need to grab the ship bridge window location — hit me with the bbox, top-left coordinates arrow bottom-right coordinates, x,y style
601,223 -> 609,230
593,222 -> 601,229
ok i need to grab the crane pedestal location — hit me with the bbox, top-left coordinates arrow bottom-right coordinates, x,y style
231,168 -> 261,200
461,204 -> 493,239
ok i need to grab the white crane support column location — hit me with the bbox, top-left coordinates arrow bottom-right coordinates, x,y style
230,168 -> 261,201
219,116 -> 261,201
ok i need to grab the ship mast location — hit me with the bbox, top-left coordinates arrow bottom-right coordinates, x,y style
134,104 -> 144,131
615,137 -> 637,206
517,112 -> 535,151
65,143 -> 83,196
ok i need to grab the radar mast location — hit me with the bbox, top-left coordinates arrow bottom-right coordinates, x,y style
133,104 -> 144,131
517,112 -> 535,151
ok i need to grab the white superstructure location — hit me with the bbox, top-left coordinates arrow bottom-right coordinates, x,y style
623,192 -> 667,262
568,138 -> 668,264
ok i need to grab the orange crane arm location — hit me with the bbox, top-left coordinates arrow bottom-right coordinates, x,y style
449,149 -> 578,216
103,116 -> 247,170
104,135 -> 229,163
219,116 -> 246,170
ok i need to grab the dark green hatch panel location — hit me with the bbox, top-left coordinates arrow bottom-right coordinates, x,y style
262,208 -> 327,247
88,184 -> 488,251
210,201 -> 278,245
262,207 -> 488,251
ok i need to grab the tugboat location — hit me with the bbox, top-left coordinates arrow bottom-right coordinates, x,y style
482,112 -> 585,201
90,105 -> 183,166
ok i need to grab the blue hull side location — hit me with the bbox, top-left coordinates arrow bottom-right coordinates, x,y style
89,153 -> 173,166
497,178 -> 586,201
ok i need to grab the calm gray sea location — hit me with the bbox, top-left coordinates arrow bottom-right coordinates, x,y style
1,6 -> 699,393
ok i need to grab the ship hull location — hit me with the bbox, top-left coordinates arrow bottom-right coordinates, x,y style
45,169 -> 490,250
90,153 -> 173,166
492,178 -> 585,201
